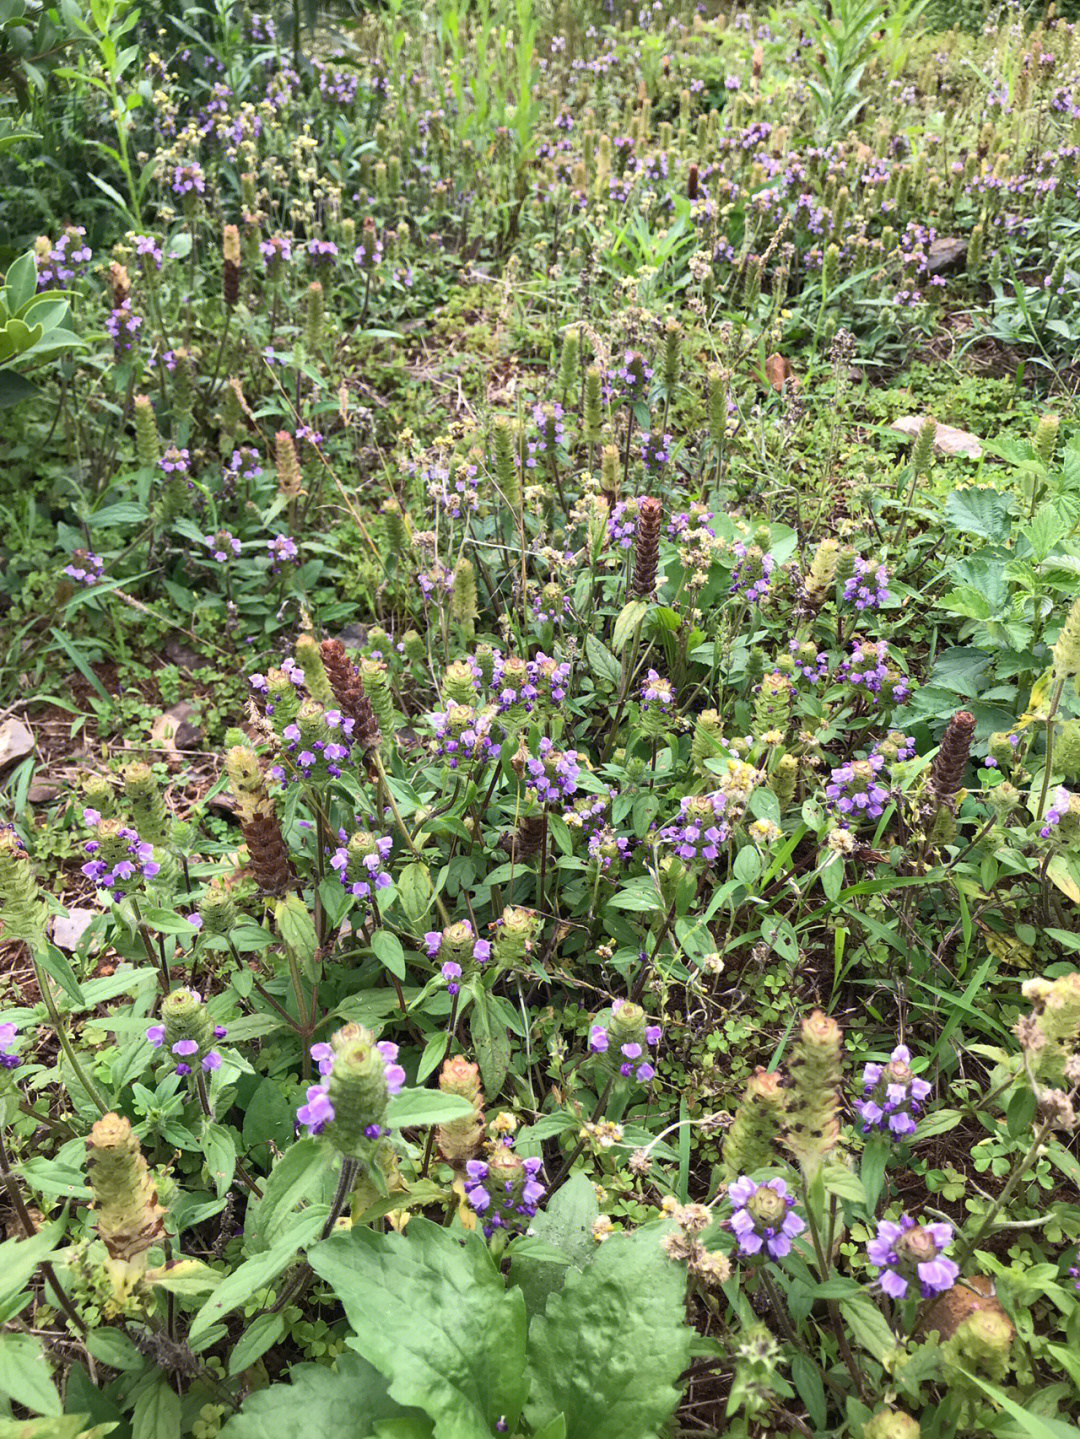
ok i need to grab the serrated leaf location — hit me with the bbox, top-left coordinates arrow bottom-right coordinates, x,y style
308,1219 -> 528,1439
524,1223 -> 692,1439
510,1173 -> 598,1318
944,487 -> 1015,542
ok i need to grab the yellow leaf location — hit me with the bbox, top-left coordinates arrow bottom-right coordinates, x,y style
1047,854 -> 1080,903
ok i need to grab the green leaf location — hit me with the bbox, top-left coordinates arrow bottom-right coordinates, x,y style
791,1352 -> 827,1431
524,1223 -> 692,1439
398,863 -> 434,922
228,1313 -> 285,1377
202,1123 -> 237,1199
131,1375 -> 181,1439
219,1352 -> 423,1439
383,1089 -> 475,1129
0,1333 -> 60,1415
188,1209 -> 326,1345
945,487 -> 1015,542
140,907 -> 199,936
584,634 -> 620,688
84,1327 -> 143,1371
274,895 -> 317,970
0,1221 -> 63,1309
839,1292 -> 899,1364
821,1162 -> 866,1204
612,599 -> 649,653
470,991 -> 510,1094
308,1218 -> 528,1438
372,930 -> 406,980
0,370 -> 40,408
957,1368 -> 1080,1439
510,1173 -> 598,1318
3,251 -> 38,316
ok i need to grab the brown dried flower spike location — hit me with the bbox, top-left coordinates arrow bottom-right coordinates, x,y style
632,497 -> 663,599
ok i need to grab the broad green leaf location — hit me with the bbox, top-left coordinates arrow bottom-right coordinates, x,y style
839,1292 -> 899,1364
220,1353 -> 415,1439
0,1221 -> 63,1309
188,1209 -> 326,1345
510,1173 -> 598,1318
131,1375 -> 181,1439
202,1123 -> 237,1199
944,487 -> 1015,542
470,991 -> 510,1094
309,1218 -> 528,1438
383,1089 -> 475,1129
398,863 -> 434,922
612,599 -> 649,653
275,895 -> 317,970
227,1313 -> 285,1377
524,1223 -> 692,1439
0,1333 -> 60,1415
372,930 -> 406,980
584,633 -> 620,687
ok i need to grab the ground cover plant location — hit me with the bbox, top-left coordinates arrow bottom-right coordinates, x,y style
2,0 -> 1080,1434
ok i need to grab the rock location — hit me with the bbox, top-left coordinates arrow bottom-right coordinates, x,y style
916,1274 -> 1012,1341
27,779 -> 60,804
762,353 -> 800,391
51,907 -> 98,953
926,237 -> 968,275
890,415 -> 982,459
164,634 -> 204,671
0,718 -> 34,770
151,703 -> 198,751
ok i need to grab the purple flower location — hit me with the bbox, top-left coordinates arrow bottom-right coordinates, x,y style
376,1040 -> 406,1095
729,1176 -> 805,1259
856,1042 -> 932,1137
0,1022 -> 21,1070
172,1039 -> 199,1057
589,1024 -> 610,1053
866,1215 -> 958,1299
146,1025 -> 165,1047
442,960 -> 462,995
297,1084 -> 335,1135
826,754 -> 889,822
202,1051 -> 222,1072
843,557 -> 891,611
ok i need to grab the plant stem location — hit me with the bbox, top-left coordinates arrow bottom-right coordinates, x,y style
27,948 -> 109,1116
0,1126 -> 87,1333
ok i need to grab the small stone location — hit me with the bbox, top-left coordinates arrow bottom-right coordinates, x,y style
150,703 -> 197,750
926,237 -> 968,275
0,719 -> 34,770
891,416 -> 982,459
163,635 -> 203,671
27,780 -> 60,804
51,908 -> 98,953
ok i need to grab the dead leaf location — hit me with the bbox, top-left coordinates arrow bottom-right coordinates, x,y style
890,415 -> 982,459
763,353 -> 799,391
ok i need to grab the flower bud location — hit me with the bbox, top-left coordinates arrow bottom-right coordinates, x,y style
865,1411 -> 921,1439
583,366 -> 603,446
784,1010 -> 843,1178
276,430 -> 303,500
721,1067 -> 786,1179
133,394 -> 160,469
436,1056 -> 485,1169
0,829 -> 46,945
86,1113 -> 165,1275
123,762 -> 170,846
491,905 -> 541,970
493,414 -> 522,511
294,633 -> 336,706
